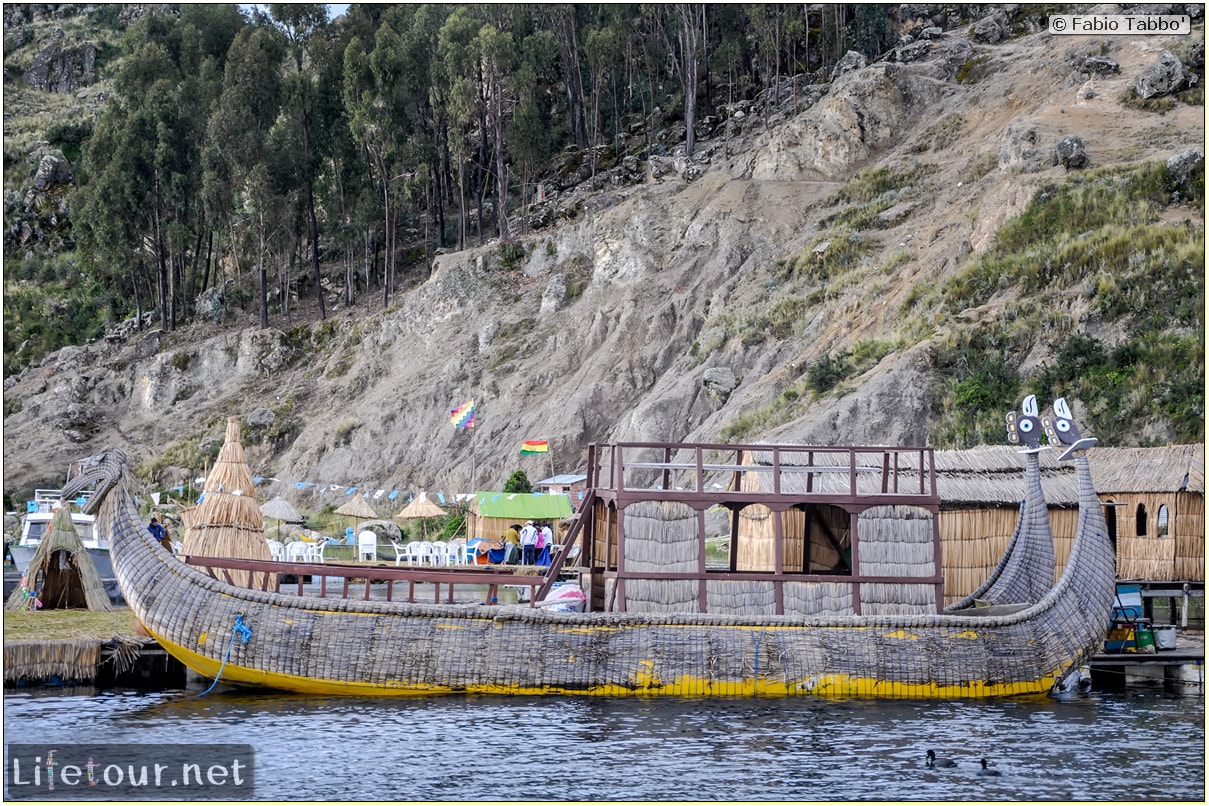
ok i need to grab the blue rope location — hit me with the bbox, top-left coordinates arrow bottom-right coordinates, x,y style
199,613 -> 252,697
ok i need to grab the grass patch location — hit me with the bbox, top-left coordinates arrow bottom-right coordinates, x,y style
3,608 -> 140,641
943,161 -> 1204,314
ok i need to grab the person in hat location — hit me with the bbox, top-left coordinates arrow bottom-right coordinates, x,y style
519,520 -> 538,565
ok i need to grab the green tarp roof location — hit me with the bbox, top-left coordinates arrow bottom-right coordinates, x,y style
473,492 -> 572,520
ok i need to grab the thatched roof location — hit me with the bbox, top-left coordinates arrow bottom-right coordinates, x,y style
260,496 -> 302,523
746,444 -> 1205,506
6,505 -> 113,612
395,495 -> 447,521
335,495 -> 378,519
1090,444 -> 1205,494
181,418 -> 270,580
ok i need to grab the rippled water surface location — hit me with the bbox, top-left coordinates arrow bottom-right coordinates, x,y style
3,687 -> 1204,801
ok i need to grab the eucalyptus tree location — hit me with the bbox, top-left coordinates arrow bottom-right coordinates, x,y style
270,3 -> 330,320
343,20 -> 418,303
546,5 -> 589,151
204,25 -> 286,329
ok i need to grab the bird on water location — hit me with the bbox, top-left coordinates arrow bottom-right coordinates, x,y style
978,758 -> 1001,777
925,750 -> 956,768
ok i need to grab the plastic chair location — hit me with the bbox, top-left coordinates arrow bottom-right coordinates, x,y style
390,540 -> 409,567
404,540 -> 425,567
286,541 -> 311,563
463,541 -> 479,565
266,539 -> 286,561
307,538 -> 328,564
357,530 -> 378,562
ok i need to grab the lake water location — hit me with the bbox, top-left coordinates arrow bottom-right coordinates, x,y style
2,686 -> 1204,802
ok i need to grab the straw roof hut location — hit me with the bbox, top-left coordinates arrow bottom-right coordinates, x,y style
180,417 -> 270,586
6,504 -> 113,612
1092,444 -> 1204,582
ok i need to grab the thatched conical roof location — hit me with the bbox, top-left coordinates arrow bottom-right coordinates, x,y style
260,496 -> 302,523
6,504 -> 113,612
334,495 -> 379,520
181,417 -> 270,585
395,494 -> 447,521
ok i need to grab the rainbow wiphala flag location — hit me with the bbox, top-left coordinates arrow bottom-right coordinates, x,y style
520,439 -> 548,455
450,400 -> 475,429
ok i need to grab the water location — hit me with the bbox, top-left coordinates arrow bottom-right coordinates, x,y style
2,687 -> 1203,802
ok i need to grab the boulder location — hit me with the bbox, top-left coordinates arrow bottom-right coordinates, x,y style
830,51 -> 867,81
1135,51 -> 1190,99
971,11 -> 1008,44
1166,150 -> 1204,186
32,153 -> 72,190
1054,135 -> 1088,169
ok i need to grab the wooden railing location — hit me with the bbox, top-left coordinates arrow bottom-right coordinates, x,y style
184,555 -> 572,606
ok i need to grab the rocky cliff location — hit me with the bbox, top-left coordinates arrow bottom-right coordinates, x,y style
3,11 -> 1204,504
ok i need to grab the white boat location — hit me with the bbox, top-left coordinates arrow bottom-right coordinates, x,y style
11,485 -> 111,579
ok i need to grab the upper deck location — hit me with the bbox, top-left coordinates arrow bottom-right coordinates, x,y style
585,441 -> 939,510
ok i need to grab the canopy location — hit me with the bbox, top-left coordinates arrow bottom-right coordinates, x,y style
395,495 -> 447,521
260,496 -> 302,523
471,492 -> 572,521
334,496 -> 378,520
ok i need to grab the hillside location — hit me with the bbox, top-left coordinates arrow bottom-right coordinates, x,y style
2,6 -> 1205,506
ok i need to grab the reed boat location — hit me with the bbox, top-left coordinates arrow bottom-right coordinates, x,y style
62,398 -> 1117,698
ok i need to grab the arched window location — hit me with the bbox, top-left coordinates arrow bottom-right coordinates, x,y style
1135,503 -> 1148,537
1157,504 -> 1170,538
1103,500 -> 1118,553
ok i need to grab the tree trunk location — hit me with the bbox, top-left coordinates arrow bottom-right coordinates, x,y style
551,7 -> 589,150
258,211 -> 269,330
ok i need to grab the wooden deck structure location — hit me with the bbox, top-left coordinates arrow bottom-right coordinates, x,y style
569,441 -> 943,616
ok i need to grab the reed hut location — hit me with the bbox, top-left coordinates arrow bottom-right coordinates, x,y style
5,504 -> 112,611
180,417 -> 270,586
465,492 -> 573,544
1092,444 -> 1204,582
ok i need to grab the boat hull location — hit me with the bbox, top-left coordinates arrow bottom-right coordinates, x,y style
70,449 -> 1117,699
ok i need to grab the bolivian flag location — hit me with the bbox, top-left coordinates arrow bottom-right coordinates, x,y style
520,439 -> 549,455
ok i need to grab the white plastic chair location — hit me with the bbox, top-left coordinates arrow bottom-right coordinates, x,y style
286,541 -> 311,563
357,530 -> 378,562
266,539 -> 286,561
307,538 -> 327,564
446,540 -> 467,565
390,540 -> 409,567
434,542 -> 456,567
404,540 -> 426,567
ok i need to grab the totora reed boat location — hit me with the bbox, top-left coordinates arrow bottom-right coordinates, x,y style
62,398 -> 1117,698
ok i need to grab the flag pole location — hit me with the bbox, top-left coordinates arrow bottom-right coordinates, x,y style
548,441 -> 555,481
471,403 -> 479,493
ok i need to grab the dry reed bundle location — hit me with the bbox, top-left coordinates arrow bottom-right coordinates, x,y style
623,578 -> 698,612
6,505 -> 113,612
1116,536 -> 1175,580
858,505 -> 935,579
784,581 -> 853,616
4,638 -> 102,683
181,417 -> 270,587
861,583 -> 938,616
705,580 -> 777,615
619,501 -> 697,573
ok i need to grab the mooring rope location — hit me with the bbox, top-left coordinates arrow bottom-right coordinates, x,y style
199,613 -> 252,697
